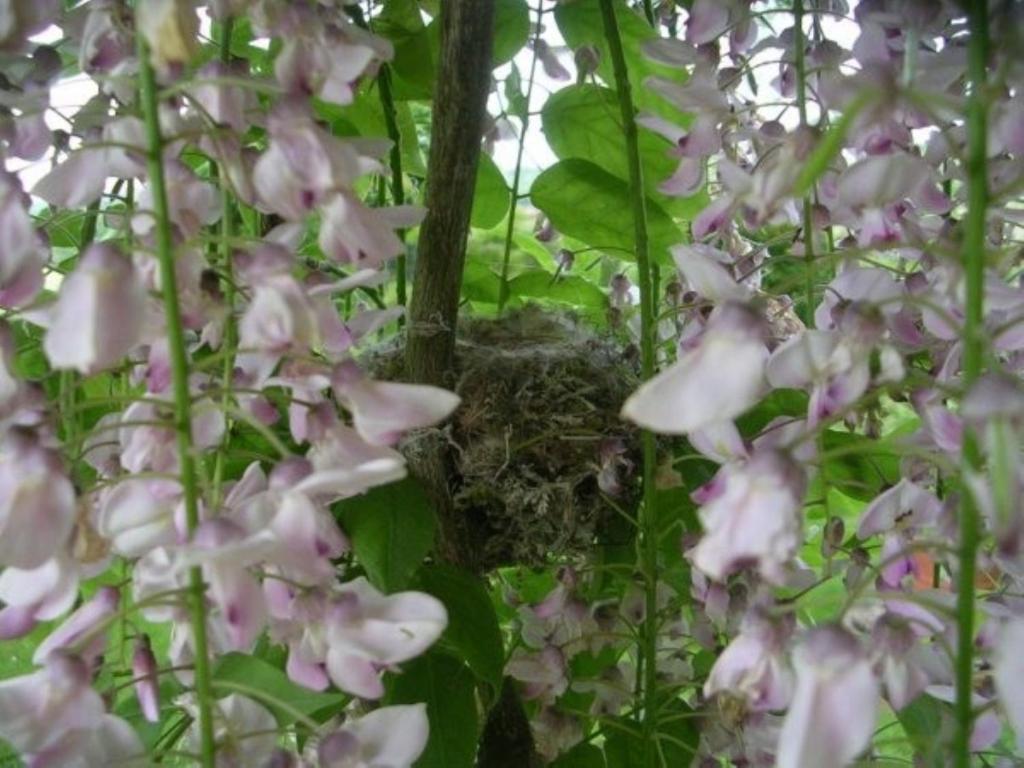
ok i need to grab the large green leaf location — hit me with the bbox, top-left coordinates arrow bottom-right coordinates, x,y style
493,0 -> 530,65
387,652 -> 479,768
551,743 -> 606,768
389,25 -> 438,100
471,153 -> 511,229
212,652 -> 346,726
508,269 -> 608,309
317,88 -> 426,176
542,84 -> 707,219
554,0 -> 688,123
414,564 -> 505,688
530,159 -> 683,264
389,0 -> 530,99
336,477 -> 437,592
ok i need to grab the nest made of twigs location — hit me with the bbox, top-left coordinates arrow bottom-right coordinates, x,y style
369,306 -> 641,570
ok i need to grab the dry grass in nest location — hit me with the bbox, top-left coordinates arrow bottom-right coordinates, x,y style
368,307 -> 642,570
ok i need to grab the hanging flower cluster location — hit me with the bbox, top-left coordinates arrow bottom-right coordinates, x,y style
607,0 -> 1024,765
0,0 -> 460,765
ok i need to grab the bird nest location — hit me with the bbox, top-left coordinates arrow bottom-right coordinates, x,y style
369,307 -> 641,570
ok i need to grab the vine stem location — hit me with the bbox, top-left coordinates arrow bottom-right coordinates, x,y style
347,6 -> 408,314
598,2 -> 659,765
497,3 -> 543,313
792,0 -> 816,326
136,35 -> 217,767
211,15 -> 237,510
377,63 -> 408,312
953,2 -> 989,765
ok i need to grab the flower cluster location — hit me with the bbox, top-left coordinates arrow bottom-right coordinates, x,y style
609,1 -> 1024,764
0,0 -> 460,765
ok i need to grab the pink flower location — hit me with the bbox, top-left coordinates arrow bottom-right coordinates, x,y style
621,304 -> 767,435
0,170 -> 47,308
994,617 -> 1024,749
332,360 -> 461,446
239,272 -> 319,354
0,652 -> 106,757
506,645 -> 568,704
685,0 -> 730,45
777,627 -> 879,768
28,714 -> 146,768
0,555 -> 79,639
318,193 -> 424,268
32,117 -> 147,209
252,99 -> 366,220
691,450 -> 806,585
856,479 -> 942,539
325,577 -> 447,699
182,518 -> 277,651
133,160 -> 221,239
0,429 -> 76,570
766,329 -> 872,425
132,635 -> 160,723
317,704 -> 429,768
672,244 -> 750,303
274,22 -> 390,105
705,614 -> 794,711
98,478 -> 182,558
43,244 -> 146,374
33,586 -> 119,666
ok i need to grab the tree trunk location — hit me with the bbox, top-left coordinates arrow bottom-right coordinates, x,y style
404,0 -> 495,571
402,3 -> 539,766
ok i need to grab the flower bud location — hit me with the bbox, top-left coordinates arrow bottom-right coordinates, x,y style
136,0 -> 199,71
133,634 -> 160,722
574,44 -> 600,80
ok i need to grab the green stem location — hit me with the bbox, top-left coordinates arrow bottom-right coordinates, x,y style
953,2 -> 989,765
377,63 -> 408,313
497,4 -> 543,313
136,34 -> 217,768
348,6 -> 408,314
792,0 -> 816,326
641,0 -> 656,27
598,2 -> 659,765
211,16 -> 237,510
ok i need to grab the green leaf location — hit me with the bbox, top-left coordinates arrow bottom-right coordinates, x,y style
554,0 -> 688,123
376,0 -> 426,38
551,742 -> 606,768
317,88 -> 426,177
390,25 -> 439,100
530,159 -> 683,264
541,84 -> 706,219
462,258 -> 504,304
820,430 -> 901,502
896,695 -> 953,767
414,564 -> 505,688
505,64 -> 529,121
387,652 -> 479,768
507,270 -> 608,309
39,207 -> 84,248
603,700 -> 699,768
212,652 -> 345,726
390,0 -> 528,100
336,477 -> 437,592
493,0 -> 530,65
471,153 -> 511,229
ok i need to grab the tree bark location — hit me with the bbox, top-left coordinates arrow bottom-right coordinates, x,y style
402,4 -> 539,766
406,0 -> 495,388
404,0 -> 495,571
